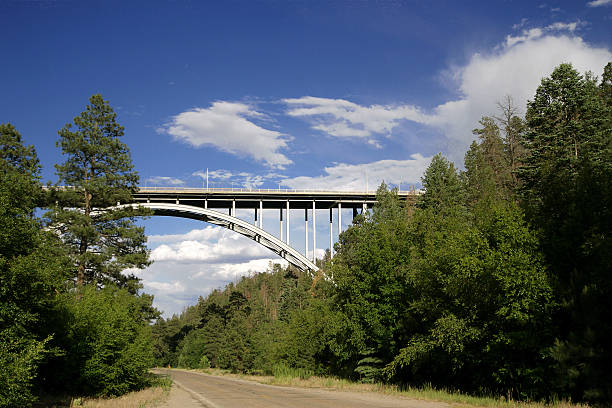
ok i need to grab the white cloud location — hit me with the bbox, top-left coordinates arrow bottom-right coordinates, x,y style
284,96 -> 431,147
145,176 -> 185,186
150,227 -> 273,263
161,101 -> 292,169
504,21 -> 582,47
429,34 -> 611,162
196,258 -> 287,280
140,225 -> 291,316
147,281 -> 186,294
281,154 -> 432,191
505,28 -> 544,47
587,0 -> 612,7
284,27 -> 610,164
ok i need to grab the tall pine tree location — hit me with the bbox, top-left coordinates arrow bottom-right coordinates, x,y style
48,94 -> 150,292
520,63 -> 612,403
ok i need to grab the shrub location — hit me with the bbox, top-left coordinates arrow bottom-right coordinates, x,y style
48,285 -> 154,396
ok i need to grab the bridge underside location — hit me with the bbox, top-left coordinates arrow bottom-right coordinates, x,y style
123,203 -> 319,273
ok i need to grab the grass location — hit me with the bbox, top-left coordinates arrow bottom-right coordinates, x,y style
194,367 -> 587,408
35,374 -> 172,408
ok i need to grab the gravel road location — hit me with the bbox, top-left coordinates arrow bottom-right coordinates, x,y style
154,368 -> 449,408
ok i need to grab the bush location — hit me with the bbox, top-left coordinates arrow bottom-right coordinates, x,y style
0,333 -> 47,408
199,355 -> 211,369
47,285 -> 154,396
177,329 -> 207,369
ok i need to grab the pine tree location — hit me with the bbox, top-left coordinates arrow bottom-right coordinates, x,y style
48,94 -> 150,291
519,62 -> 612,403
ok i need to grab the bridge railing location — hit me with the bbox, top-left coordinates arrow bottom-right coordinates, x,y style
137,186 -> 423,195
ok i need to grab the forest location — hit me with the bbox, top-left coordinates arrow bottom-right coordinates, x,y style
1,62 -> 611,407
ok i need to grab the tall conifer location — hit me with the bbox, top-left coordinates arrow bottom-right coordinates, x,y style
48,94 -> 150,291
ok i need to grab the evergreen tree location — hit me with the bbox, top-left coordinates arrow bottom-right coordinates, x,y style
520,62 -> 612,403
48,94 -> 150,291
418,153 -> 465,214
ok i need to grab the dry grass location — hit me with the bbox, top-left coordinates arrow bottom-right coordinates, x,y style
68,385 -> 168,408
195,368 -> 588,408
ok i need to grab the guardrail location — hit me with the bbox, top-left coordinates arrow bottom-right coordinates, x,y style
136,186 -> 422,195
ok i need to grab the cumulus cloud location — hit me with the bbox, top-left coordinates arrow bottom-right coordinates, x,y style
431,33 -> 610,161
161,101 -> 292,169
281,154 -> 431,191
284,96 -> 431,146
587,0 -> 612,7
150,227 -> 273,263
284,28 -> 610,163
140,225 -> 290,316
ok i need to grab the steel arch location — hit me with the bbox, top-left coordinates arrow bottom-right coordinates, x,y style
119,203 -> 319,273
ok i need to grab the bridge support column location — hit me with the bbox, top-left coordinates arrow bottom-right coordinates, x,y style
259,200 -> 263,229
305,209 -> 308,259
353,207 -> 358,219
286,200 -> 290,245
362,202 -> 367,214
329,208 -> 333,258
312,201 -> 316,262
254,208 -> 258,225
232,200 -> 236,217
279,208 -> 283,242
204,199 -> 207,209
338,202 -> 342,236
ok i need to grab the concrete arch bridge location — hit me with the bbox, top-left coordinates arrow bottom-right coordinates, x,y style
125,187 -> 419,273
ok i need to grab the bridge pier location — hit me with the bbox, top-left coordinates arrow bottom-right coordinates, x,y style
329,208 -> 333,258
312,201 -> 316,262
279,208 -> 283,242
305,208 -> 308,260
286,200 -> 290,245
130,187 -> 416,271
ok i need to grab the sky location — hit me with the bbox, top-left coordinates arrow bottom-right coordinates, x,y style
2,0 -> 611,316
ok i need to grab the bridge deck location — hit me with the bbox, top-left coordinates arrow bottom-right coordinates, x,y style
134,187 -> 419,210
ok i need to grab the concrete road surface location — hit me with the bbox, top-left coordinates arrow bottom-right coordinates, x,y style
155,368 -> 449,408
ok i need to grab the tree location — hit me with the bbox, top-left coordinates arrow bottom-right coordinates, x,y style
328,184 -> 414,378
46,285 -> 155,397
494,96 -> 527,187
418,153 -> 465,214
0,124 -> 69,407
519,62 -> 612,403
48,94 -> 150,291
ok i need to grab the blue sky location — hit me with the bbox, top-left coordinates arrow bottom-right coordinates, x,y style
2,0 -> 611,315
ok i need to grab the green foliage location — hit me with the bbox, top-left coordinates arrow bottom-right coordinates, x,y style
48,285 -> 155,397
177,329 -> 208,369
0,124 -> 69,407
0,333 -> 48,408
418,154 -> 465,213
199,354 -> 211,369
272,363 -> 314,380
151,62 -> 611,405
48,94 -> 150,290
520,62 -> 612,403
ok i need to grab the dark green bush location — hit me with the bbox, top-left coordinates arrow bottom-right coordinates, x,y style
49,285 -> 154,396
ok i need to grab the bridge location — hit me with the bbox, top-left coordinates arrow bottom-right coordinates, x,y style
128,187 -> 420,272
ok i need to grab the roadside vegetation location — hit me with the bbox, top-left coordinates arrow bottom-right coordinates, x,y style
1,62 -> 610,407
152,62 -> 612,407
191,367 -> 589,408
1,96 -> 161,407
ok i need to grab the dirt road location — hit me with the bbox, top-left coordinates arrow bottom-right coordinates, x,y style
155,368 -> 449,408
